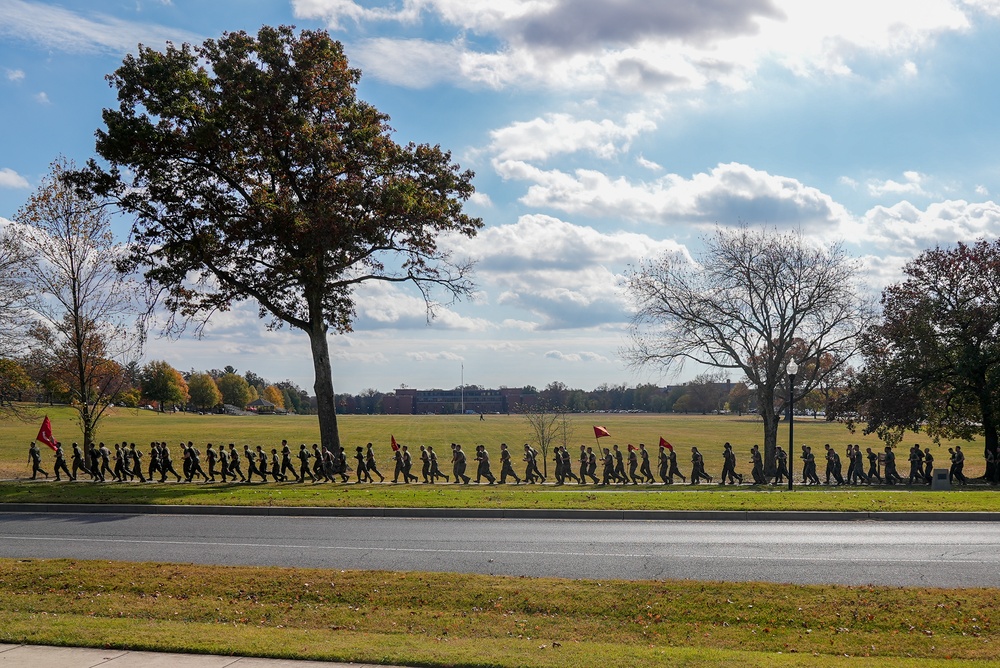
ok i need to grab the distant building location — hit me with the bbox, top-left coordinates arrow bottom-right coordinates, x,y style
381,387 -> 540,415
247,397 -> 276,414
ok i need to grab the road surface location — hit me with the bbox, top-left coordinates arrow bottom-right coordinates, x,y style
0,512 -> 995,587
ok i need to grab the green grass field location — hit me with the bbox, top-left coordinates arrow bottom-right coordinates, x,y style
2,406 -> 994,513
2,558 -> 1000,667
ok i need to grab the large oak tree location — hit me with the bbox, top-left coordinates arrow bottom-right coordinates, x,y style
80,26 -> 482,450
836,239 -> 1000,457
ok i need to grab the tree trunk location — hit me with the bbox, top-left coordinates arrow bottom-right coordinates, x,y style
307,324 -> 341,453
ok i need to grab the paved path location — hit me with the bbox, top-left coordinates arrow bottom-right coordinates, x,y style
0,644 -> 403,668
3,511 -> 1000,587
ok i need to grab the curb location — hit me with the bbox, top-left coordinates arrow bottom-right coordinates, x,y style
4,503 -> 1000,522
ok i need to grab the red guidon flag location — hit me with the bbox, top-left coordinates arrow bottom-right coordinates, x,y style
36,416 -> 57,451
659,437 -> 673,451
391,435 -> 399,452
594,426 -> 610,438
627,444 -> 636,452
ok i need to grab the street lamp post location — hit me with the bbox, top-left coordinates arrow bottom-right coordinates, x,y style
787,359 -> 798,491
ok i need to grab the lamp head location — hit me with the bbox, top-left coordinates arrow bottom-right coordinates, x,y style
787,360 -> 799,376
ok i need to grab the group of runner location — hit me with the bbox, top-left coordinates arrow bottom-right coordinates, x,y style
24,438 -> 978,486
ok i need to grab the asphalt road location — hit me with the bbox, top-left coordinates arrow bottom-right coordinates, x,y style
1,512 -> 998,587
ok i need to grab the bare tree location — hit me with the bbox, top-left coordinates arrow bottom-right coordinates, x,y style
625,226 -> 870,474
12,158 -> 142,446
518,400 -> 566,478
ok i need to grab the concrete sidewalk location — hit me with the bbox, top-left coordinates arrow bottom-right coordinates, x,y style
0,644 -> 403,668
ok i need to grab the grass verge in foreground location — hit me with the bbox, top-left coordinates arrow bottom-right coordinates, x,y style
2,480 -> 1000,512
1,559 -> 999,667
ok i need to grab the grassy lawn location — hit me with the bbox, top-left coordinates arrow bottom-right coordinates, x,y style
2,406 -> 995,512
3,479 -> 1000,512
1,558 -> 999,667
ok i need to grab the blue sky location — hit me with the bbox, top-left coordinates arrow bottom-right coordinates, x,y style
3,0 -> 1000,395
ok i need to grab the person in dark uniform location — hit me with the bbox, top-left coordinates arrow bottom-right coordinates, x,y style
499,443 -> 520,484
428,446 -> 448,483
269,448 -> 285,482
128,443 -> 146,483
953,446 -> 968,485
750,445 -> 765,485
365,443 -> 385,482
475,445 -> 496,484
690,447 -> 711,484
243,445 -> 261,482
218,445 -> 230,483
280,441 -> 300,482
578,445 -> 589,485
298,444 -> 316,483
923,447 -> 934,484
148,442 -> 161,482
53,442 -> 72,480
28,442 -> 48,480
639,444 -> 654,484
612,445 -> 627,484
773,445 -> 788,485
322,446 -> 336,481
393,447 -> 405,483
311,444 -> 327,482
181,442 -> 193,481
552,446 -> 565,485
113,443 -> 128,481
560,446 -> 579,484
522,444 -> 544,483
87,443 -> 101,481
627,446 -> 642,485
70,443 -> 88,481
802,445 -> 820,485
599,447 -> 615,486
667,447 -> 685,483
907,444 -> 924,485
658,445 -> 670,484
830,445 -> 844,485
97,442 -> 115,482
256,446 -> 270,483
354,446 -> 370,483
227,444 -> 245,482
587,447 -> 599,484
866,447 -> 881,484
719,443 -> 738,485
205,443 -> 218,482
419,445 -> 431,483
188,443 -> 208,482
453,444 -> 470,484
402,445 -> 418,483
883,446 -> 902,485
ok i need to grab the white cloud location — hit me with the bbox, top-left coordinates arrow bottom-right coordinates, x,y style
494,160 -> 851,230
488,112 -> 657,162
296,0 -> 977,92
446,215 -> 687,329
0,0 -> 202,54
545,350 -> 612,363
407,351 -> 465,362
637,155 -> 662,171
858,198 -> 1000,251
0,168 -> 29,189
353,280 -> 491,331
469,192 -> 493,207
867,171 -> 929,197
33,91 -> 49,105
976,185 -> 990,196
5,68 -> 24,82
